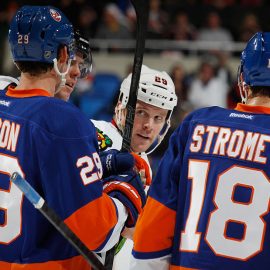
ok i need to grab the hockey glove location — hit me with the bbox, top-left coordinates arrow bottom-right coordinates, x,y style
131,153 -> 152,187
103,171 -> 146,227
99,149 -> 135,178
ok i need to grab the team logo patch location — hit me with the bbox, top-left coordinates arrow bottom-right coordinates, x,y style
96,128 -> 112,151
44,51 -> 51,59
50,9 -> 61,22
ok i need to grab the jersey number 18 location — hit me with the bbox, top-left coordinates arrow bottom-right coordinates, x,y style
180,159 -> 270,260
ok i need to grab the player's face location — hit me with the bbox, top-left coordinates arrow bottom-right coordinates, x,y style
131,101 -> 168,153
56,53 -> 84,101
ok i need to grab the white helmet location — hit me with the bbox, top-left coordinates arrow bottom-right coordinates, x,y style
117,65 -> 178,154
119,65 -> 177,110
0,76 -> 19,89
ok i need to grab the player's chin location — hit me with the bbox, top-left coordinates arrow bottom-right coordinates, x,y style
132,137 -> 152,152
65,85 -> 74,95
62,87 -> 73,101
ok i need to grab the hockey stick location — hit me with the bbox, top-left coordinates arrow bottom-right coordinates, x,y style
10,172 -> 105,270
121,0 -> 150,152
104,0 -> 150,269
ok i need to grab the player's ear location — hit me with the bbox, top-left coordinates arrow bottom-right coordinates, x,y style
58,46 -> 69,64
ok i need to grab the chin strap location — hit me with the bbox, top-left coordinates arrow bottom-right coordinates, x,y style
237,65 -> 248,104
238,78 -> 248,104
53,58 -> 72,94
239,84 -> 248,104
146,116 -> 171,155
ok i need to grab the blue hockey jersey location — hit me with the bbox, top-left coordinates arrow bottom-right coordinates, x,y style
0,86 -> 127,269
131,104 -> 270,270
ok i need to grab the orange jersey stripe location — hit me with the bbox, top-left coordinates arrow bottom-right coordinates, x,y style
170,266 -> 198,270
6,86 -> 52,98
65,193 -> 118,250
0,255 -> 91,270
235,103 -> 270,115
133,197 -> 176,252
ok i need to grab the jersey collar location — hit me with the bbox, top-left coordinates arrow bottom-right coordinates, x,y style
6,85 -> 52,98
235,103 -> 270,115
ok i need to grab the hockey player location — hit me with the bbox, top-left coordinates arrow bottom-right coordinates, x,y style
130,32 -> 270,270
93,65 -> 178,270
0,29 -> 92,99
0,30 -> 134,178
93,64 -> 177,174
55,29 -> 92,102
0,5 -> 146,270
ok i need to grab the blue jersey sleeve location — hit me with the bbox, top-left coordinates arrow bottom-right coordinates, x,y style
132,119 -> 190,262
28,101 -> 123,252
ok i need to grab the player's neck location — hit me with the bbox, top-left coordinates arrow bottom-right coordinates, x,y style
16,73 -> 57,96
246,96 -> 270,107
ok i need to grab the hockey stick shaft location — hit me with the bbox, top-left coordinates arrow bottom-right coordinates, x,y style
10,172 -> 105,270
104,0 -> 150,269
121,0 -> 150,152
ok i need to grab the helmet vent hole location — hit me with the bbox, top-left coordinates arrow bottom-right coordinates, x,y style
118,92 -> 124,102
141,88 -> 147,93
41,24 -> 50,40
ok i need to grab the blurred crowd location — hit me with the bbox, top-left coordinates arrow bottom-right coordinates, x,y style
0,0 -> 269,51
0,0 -> 268,173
